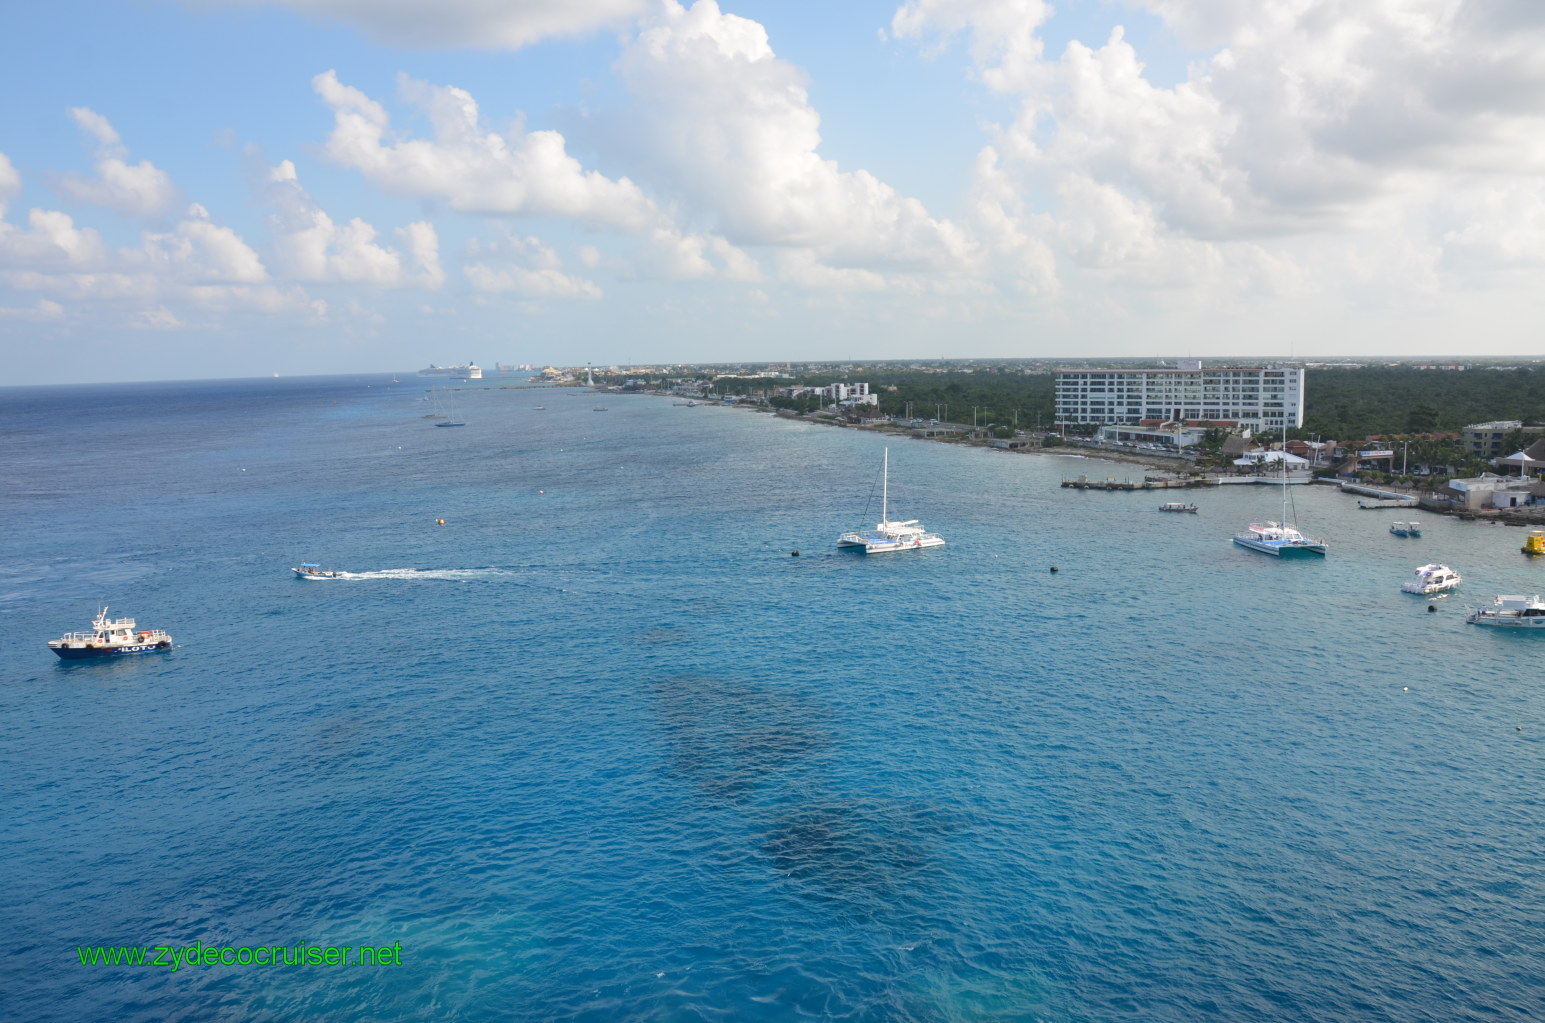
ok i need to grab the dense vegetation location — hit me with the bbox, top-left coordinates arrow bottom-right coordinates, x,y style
623,362 -> 1545,450
1297,366 -> 1545,438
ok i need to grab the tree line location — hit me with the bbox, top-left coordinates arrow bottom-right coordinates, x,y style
625,363 -> 1545,444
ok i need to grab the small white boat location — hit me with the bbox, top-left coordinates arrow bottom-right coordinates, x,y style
1467,594 -> 1545,629
1159,502 -> 1198,513
48,607 -> 173,659
1390,521 -> 1421,536
1401,563 -> 1461,595
292,563 -> 342,579
837,448 -> 945,554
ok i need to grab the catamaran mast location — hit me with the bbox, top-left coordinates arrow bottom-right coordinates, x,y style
882,448 -> 889,524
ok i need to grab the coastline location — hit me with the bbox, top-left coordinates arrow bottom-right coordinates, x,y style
640,390 -> 1545,526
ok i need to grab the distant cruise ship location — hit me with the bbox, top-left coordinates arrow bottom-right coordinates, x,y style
418,362 -> 482,379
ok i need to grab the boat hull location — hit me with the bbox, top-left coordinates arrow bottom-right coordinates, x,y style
839,534 -> 946,554
1232,536 -> 1327,556
1467,614 -> 1545,629
51,642 -> 171,659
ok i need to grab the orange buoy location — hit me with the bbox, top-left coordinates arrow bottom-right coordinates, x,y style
437,518 -> 445,525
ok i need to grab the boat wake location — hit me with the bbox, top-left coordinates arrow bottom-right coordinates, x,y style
332,568 -> 511,582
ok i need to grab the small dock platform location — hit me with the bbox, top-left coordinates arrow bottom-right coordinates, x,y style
1341,482 -> 1418,508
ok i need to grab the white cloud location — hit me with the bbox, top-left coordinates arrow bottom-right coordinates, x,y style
895,0 -> 1545,304
464,232 -> 602,298
890,0 -> 1054,93
262,157 -> 445,288
0,151 -> 20,208
774,250 -> 887,291
133,305 -> 183,330
0,298 -> 65,322
313,70 -> 662,230
198,0 -> 651,50
68,107 -> 122,151
396,221 -> 446,289
611,1 -> 973,270
1439,180 -> 1545,271
57,108 -> 180,218
0,208 -> 109,269
136,204 -> 268,284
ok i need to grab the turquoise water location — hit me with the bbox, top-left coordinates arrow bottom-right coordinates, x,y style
3,376 -> 1543,1022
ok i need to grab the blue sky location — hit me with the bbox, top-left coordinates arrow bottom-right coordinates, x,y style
3,1 -> 1543,384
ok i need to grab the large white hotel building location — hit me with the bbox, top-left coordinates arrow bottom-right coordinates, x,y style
1054,361 -> 1305,432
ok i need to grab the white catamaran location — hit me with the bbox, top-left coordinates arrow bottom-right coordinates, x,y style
1232,454 -> 1326,556
837,448 -> 945,554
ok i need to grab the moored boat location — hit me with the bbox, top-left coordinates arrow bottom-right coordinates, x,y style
48,607 -> 173,658
1233,453 -> 1326,557
837,448 -> 945,554
292,563 -> 342,579
1233,520 -> 1327,556
1400,563 -> 1461,595
1467,594 -> 1545,628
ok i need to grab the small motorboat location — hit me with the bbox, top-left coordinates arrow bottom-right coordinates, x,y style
1158,502 -> 1198,513
1390,521 -> 1420,536
48,607 -> 173,659
292,563 -> 342,579
1400,563 -> 1461,595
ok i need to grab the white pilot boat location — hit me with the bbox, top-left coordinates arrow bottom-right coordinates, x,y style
837,448 -> 945,554
1400,563 -> 1461,595
48,607 -> 173,659
292,563 -> 342,579
1466,594 -> 1545,629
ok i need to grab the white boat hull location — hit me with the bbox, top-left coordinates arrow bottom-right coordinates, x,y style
1232,535 -> 1326,556
837,532 -> 946,554
1467,612 -> 1545,628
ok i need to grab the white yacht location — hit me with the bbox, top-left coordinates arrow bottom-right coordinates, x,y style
1467,594 -> 1545,629
837,449 -> 945,554
1400,563 -> 1461,594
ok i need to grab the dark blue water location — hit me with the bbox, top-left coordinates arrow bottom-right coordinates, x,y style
3,376 -> 1543,1022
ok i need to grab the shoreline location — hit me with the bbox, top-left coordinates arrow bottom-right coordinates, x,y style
642,390 -> 1545,527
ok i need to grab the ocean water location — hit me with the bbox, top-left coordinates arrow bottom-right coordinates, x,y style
3,375 -> 1543,1023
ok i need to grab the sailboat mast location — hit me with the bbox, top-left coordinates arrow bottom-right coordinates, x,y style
882,448 -> 889,524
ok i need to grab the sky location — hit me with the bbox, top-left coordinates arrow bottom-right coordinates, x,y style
2,0 -> 1544,384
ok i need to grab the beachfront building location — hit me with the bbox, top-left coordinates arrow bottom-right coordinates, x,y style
1445,474 -> 1541,510
1055,361 -> 1305,434
1095,423 -> 1207,449
779,382 -> 878,408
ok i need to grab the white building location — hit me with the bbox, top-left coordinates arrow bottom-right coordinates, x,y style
1055,361 -> 1305,432
782,382 -> 878,407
